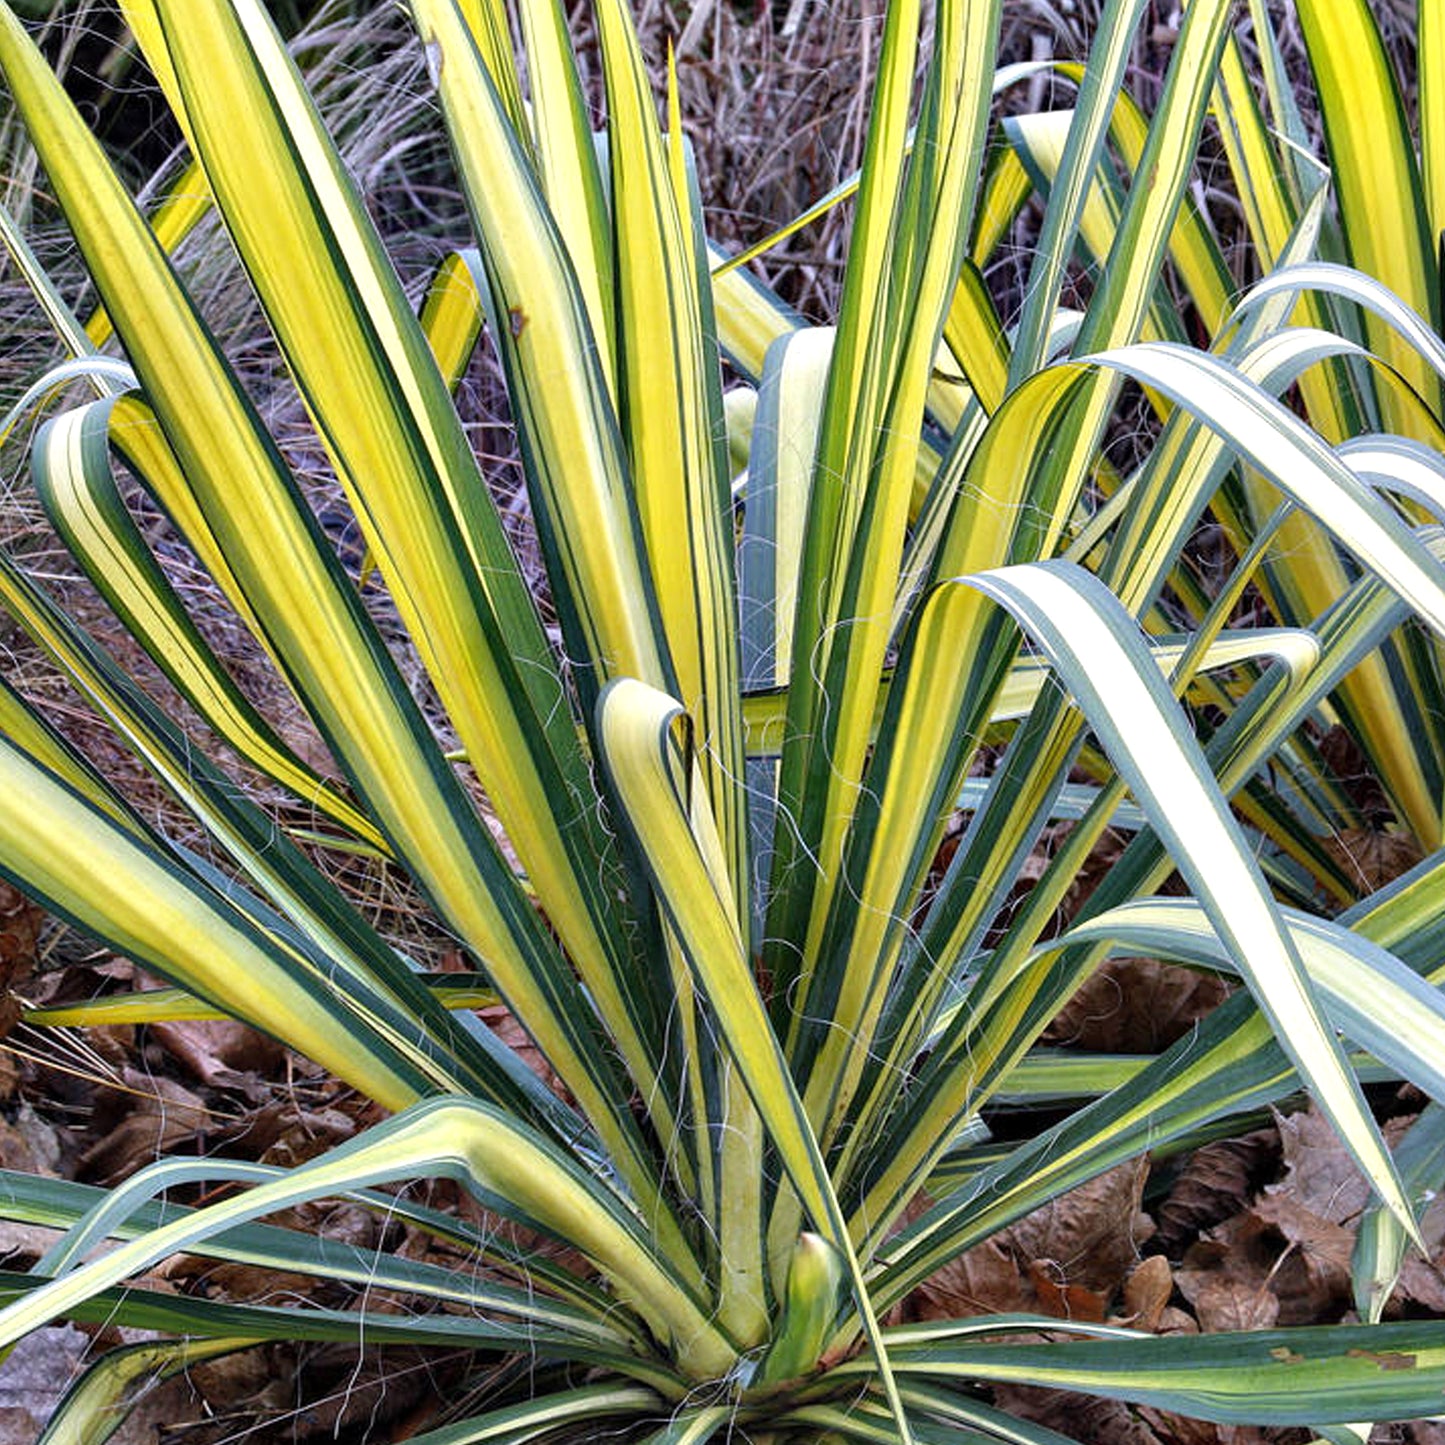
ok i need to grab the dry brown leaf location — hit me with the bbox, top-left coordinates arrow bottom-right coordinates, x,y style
215,1098 -> 363,1166
478,1003 -> 565,1096
1156,1129 -> 1279,1250
240,1106 -> 380,1257
1365,1128 -> 1445,1315
277,1196 -> 379,1254
1135,1410 -> 1278,1445
1016,821 -> 1089,887
1000,1155 -> 1155,1291
1201,1105 -> 1387,1320
1272,1106 -> 1372,1226
1186,1274 -> 1279,1332
0,883 -> 41,980
1250,1191 -> 1353,1314
991,1385 -> 1170,1445
908,1237 -> 1027,1318
1120,1255 -> 1174,1331
1027,1258 -> 1109,1322
1156,1305 -> 1200,1335
256,1106 -> 358,1169
257,1342 -> 439,1442
80,1068 -> 209,1185
1176,1218 -> 1275,1320
1135,1405 -> 1223,1445
21,952 -> 130,1014
185,1347 -> 292,1415
0,1103 -> 62,1177
0,1221 -> 62,1266
156,1252 -> 328,1308
0,883 -> 42,1042
907,1159 -> 1154,1321
1177,1206 -> 1336,1328
1045,957 -> 1228,1053
1396,1251 -> 1445,1314
1165,1106 -> 1445,1328
1323,828 -> 1423,892
1317,724 -> 1392,821
85,1024 -> 137,1070
149,1016 -> 285,1092
986,822 -> 1132,952
133,1335 -> 440,1443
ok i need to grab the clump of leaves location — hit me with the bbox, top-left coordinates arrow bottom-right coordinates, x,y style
3,0 -> 1445,1440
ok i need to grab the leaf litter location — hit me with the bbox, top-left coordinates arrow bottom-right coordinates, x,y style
0,809 -> 1439,1439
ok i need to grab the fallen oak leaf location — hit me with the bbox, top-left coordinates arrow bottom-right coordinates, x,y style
80,1067 -> 210,1186
1118,1254 -> 1173,1332
1250,1190 -> 1353,1314
1028,1258 -> 1109,1322
149,1014 -> 285,1094
1046,955 -> 1227,1054
906,1159 -> 1154,1322
1272,1105 -> 1372,1226
1185,1274 -> 1279,1332
1156,1128 -> 1279,1250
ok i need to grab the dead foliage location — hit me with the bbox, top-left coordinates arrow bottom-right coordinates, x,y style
908,1099 -> 1445,1445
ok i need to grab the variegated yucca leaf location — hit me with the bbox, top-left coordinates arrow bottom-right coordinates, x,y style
37,1336 -> 262,1445
3,0 -> 1445,1439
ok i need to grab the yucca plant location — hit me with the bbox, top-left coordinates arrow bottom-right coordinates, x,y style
981,0 -> 1445,896
5,0 -> 1445,1439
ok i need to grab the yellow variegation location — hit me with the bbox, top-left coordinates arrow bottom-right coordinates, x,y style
2,0 -> 1445,1440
